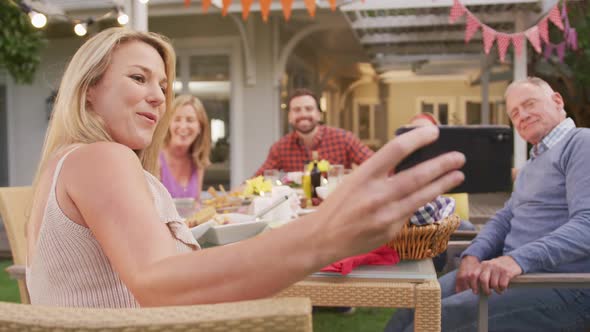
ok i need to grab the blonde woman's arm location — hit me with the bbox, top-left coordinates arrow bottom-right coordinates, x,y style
63,127 -> 464,307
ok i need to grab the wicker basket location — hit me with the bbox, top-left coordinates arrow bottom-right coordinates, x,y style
387,214 -> 461,260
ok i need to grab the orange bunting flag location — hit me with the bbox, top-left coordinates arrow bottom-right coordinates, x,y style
304,0 -> 316,17
259,0 -> 272,22
328,0 -> 337,11
184,0 -> 191,8
281,0 -> 294,21
241,0 -> 254,20
202,0 -> 211,12
221,0 -> 232,16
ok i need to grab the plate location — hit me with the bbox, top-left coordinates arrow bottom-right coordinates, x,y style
298,208 -> 316,216
192,213 -> 268,245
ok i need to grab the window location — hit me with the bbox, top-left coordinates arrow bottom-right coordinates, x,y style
461,98 -> 509,125
353,99 -> 381,146
416,97 -> 456,124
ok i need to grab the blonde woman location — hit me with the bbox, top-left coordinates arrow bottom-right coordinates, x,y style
26,27 -> 464,308
160,95 -> 210,201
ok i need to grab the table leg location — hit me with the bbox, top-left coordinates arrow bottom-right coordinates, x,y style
414,280 -> 441,332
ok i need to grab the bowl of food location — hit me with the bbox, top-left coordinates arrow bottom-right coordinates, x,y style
191,213 -> 267,245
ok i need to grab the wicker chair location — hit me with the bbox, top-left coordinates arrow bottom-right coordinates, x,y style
0,186 -> 31,304
0,186 -> 313,331
446,239 -> 590,332
0,298 -> 312,331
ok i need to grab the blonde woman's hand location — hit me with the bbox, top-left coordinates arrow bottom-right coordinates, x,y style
309,126 -> 465,260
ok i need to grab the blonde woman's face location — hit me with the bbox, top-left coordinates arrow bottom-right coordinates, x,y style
168,104 -> 201,148
86,41 -> 168,149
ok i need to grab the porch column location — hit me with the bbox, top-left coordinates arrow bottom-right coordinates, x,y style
513,11 -> 528,168
480,55 -> 490,125
130,0 -> 148,32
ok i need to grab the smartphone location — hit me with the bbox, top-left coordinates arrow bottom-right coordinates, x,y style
395,125 -> 513,193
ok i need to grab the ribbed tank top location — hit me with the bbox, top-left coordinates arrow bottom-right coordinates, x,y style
26,147 -> 200,307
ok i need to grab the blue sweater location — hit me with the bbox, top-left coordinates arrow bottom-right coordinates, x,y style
462,129 -> 590,273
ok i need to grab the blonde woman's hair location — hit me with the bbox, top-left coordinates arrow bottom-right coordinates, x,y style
32,27 -> 176,191
164,95 -> 211,169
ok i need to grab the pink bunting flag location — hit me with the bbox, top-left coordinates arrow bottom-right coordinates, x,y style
465,13 -> 480,42
525,26 -> 542,53
548,5 -> 564,31
449,0 -> 466,23
538,18 -> 549,44
482,25 -> 497,54
496,33 -> 511,62
511,34 -> 524,57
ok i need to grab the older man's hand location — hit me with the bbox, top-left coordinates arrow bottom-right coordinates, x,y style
456,255 -> 482,294
477,256 -> 523,295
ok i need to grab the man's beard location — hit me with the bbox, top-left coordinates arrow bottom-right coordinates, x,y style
292,119 -> 317,135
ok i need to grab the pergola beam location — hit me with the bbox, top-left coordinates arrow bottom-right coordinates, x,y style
366,43 -> 482,55
350,12 -> 516,29
341,0 -> 541,11
360,30 -> 482,44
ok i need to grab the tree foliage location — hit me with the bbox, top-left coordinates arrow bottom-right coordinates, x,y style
0,1 -> 46,84
531,1 -> 590,127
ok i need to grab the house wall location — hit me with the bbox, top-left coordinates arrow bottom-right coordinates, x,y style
8,39 -> 83,185
7,16 -> 285,186
387,80 -> 509,138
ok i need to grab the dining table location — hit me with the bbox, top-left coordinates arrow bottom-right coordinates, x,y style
278,259 -> 441,332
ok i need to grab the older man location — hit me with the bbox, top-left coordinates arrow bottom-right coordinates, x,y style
386,77 -> 590,332
254,88 -> 373,176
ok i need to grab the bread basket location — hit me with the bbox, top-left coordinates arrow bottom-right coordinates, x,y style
387,214 -> 461,260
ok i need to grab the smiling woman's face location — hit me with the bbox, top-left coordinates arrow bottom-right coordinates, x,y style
86,40 -> 168,150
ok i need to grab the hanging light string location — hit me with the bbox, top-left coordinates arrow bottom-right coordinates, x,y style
9,0 -> 130,36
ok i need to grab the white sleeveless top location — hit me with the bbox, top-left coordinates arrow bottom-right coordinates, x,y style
26,148 -> 199,307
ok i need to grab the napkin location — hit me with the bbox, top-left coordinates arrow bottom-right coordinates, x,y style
410,195 -> 456,226
320,245 -> 400,275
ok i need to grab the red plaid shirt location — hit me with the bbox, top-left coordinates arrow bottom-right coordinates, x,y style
254,126 -> 374,176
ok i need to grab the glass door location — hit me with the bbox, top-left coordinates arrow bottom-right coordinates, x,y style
175,54 -> 232,190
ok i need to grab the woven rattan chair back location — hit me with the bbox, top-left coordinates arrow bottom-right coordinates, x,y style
0,297 -> 313,331
0,186 -> 32,304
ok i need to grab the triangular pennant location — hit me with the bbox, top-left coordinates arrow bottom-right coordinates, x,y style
184,0 -> 191,8
304,0 -> 316,17
449,0 -> 466,24
556,43 -> 566,61
281,0 -> 294,21
241,0 -> 254,20
202,0 -> 211,12
496,33 -> 511,62
512,34 -> 524,57
548,5 -> 564,31
328,0 -> 337,11
538,18 -> 549,44
482,25 -> 497,54
221,0 -> 232,16
259,0 -> 272,22
465,13 -> 480,42
525,26 -> 542,53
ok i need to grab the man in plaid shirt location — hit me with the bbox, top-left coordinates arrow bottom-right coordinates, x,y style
254,89 -> 373,177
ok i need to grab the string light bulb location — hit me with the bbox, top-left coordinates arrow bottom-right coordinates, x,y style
138,0 -> 149,4
74,22 -> 88,36
29,11 -> 47,28
117,10 -> 129,25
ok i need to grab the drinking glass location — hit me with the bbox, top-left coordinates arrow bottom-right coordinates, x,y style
263,169 -> 281,186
